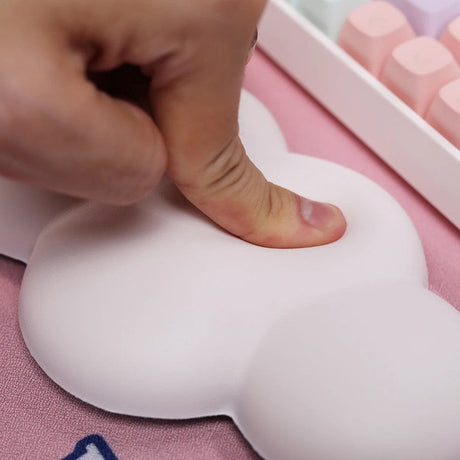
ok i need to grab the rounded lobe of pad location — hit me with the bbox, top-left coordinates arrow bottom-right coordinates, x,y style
19,155 -> 426,420
426,78 -> 460,148
381,37 -> 460,115
238,90 -> 288,162
236,284 -> 460,460
338,1 -> 415,76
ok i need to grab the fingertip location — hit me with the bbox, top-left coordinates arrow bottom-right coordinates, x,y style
326,204 -> 348,243
238,189 -> 347,249
299,198 -> 347,244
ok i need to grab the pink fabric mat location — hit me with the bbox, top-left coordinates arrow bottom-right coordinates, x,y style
1,50 -> 459,459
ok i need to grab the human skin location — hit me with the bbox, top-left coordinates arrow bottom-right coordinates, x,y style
0,0 -> 346,248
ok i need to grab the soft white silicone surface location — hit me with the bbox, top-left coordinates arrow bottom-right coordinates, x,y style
4,91 -> 460,460
0,181 -> 76,263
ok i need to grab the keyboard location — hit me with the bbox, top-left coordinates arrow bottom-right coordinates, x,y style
257,0 -> 460,230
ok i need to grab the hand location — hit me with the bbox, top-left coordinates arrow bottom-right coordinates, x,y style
0,0 -> 346,248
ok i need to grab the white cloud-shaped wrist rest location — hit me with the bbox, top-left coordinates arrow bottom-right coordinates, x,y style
3,92 -> 460,460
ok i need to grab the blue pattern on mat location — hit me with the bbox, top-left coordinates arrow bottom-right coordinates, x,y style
62,434 -> 118,460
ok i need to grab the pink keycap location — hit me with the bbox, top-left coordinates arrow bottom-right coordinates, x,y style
440,17 -> 460,65
380,36 -> 460,115
426,78 -> 460,149
338,1 -> 416,76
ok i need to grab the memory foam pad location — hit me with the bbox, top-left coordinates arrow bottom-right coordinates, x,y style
3,91 -> 460,460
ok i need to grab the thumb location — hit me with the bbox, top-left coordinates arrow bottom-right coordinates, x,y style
150,3 -> 346,248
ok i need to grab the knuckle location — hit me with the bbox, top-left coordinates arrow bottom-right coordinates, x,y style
265,183 -> 285,220
202,138 -> 252,197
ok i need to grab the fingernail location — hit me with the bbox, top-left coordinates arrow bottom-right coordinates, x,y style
300,197 -> 338,230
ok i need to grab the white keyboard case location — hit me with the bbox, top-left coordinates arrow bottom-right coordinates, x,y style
258,0 -> 460,229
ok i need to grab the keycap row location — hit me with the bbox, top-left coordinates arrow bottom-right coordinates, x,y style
283,0 -> 460,148
338,2 -> 460,148
285,0 -> 460,39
